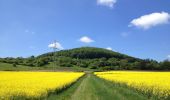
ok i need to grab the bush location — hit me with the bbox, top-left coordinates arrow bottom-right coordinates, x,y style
79,61 -> 88,68
89,62 -> 99,69
90,66 -> 97,69
13,63 -> 17,67
160,60 -> 170,70
60,63 -> 73,67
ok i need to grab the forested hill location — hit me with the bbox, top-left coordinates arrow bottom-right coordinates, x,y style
0,47 -> 170,70
40,47 -> 137,60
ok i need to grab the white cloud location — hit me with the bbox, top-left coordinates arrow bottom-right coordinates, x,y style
97,0 -> 117,8
106,47 -> 112,50
48,42 -> 64,50
79,36 -> 94,43
129,12 -> 170,29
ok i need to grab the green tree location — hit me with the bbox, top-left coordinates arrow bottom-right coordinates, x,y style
160,60 -> 170,70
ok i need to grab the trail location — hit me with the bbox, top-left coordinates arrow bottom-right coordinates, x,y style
48,73 -> 149,100
71,74 -> 98,100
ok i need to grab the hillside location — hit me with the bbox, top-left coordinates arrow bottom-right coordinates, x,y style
0,47 -> 169,71
37,47 -> 142,70
40,47 -> 133,59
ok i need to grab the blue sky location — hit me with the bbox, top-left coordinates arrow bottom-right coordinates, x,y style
0,0 -> 170,61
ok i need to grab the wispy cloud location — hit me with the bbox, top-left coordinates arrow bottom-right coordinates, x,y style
129,12 -> 170,29
167,55 -> 170,60
25,29 -> 29,33
106,47 -> 112,50
79,36 -> 94,43
25,29 -> 36,35
29,46 -> 36,49
31,32 -> 35,35
121,32 -> 129,38
48,42 -> 64,50
97,0 -> 117,8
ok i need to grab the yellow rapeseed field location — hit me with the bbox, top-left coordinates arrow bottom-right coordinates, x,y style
0,71 -> 84,99
95,71 -> 170,99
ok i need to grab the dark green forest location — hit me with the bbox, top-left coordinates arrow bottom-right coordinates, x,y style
0,47 -> 170,70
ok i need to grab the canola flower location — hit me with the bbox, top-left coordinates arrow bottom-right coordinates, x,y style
95,71 -> 170,99
0,71 -> 84,99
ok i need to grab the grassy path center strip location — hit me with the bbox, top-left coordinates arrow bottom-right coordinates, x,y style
48,73 -> 149,100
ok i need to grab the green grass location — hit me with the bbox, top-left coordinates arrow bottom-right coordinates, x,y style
0,62 -> 44,71
47,73 -> 86,100
42,62 -> 94,72
0,62 -> 93,71
48,73 -> 150,100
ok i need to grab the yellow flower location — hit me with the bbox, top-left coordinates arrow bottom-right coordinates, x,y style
0,71 -> 84,99
95,71 -> 170,99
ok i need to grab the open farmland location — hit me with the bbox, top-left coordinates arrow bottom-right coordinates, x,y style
1,71 -> 170,100
0,71 -> 84,100
0,0 -> 170,99
95,71 -> 170,100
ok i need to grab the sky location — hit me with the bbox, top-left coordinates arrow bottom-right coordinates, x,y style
0,0 -> 170,61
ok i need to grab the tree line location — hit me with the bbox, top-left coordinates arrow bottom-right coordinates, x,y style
0,47 -> 170,70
